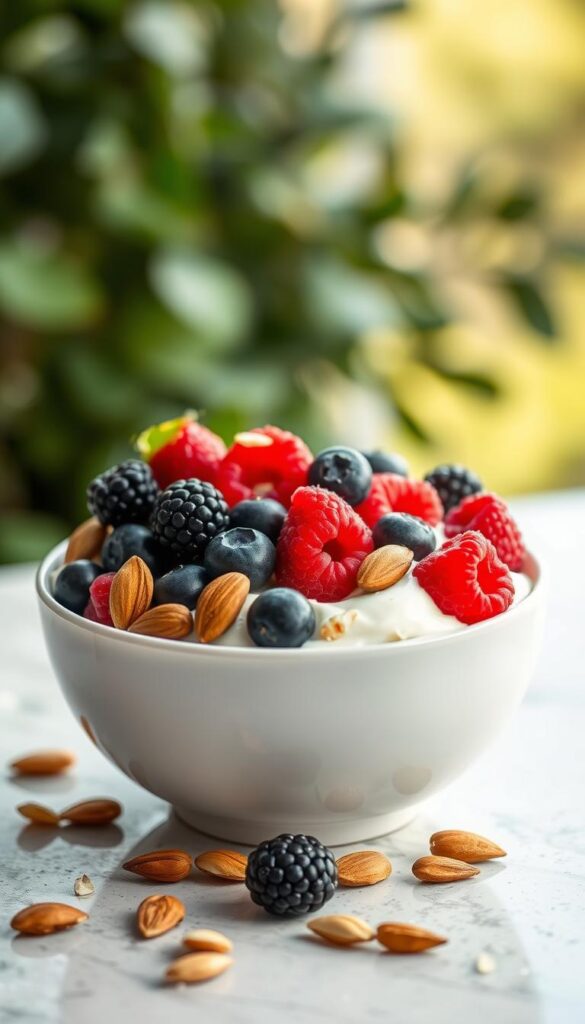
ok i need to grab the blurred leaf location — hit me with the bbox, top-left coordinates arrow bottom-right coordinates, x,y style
306,258 -> 400,335
58,347 -> 144,425
423,363 -> 500,398
0,241 -> 104,330
124,0 -> 209,76
347,1 -> 408,18
496,191 -> 539,221
149,248 -> 253,348
0,78 -> 46,176
0,512 -> 65,563
504,276 -> 556,339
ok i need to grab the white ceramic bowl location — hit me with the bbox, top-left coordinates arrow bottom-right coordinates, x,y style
37,541 -> 544,845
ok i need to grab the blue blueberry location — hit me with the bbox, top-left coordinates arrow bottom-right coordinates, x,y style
362,450 -> 409,476
153,564 -> 210,609
247,588 -> 316,648
53,560 -> 103,615
204,527 -> 276,590
308,446 -> 372,506
229,499 -> 287,543
373,512 -> 436,561
101,524 -> 168,577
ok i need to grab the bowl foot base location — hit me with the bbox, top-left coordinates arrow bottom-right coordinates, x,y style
173,805 -> 419,847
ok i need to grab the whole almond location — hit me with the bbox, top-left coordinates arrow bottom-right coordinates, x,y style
166,951 -> 233,985
430,830 -> 506,863
17,802 -> 60,826
128,603 -> 192,639
377,922 -> 447,953
60,799 -> 122,826
11,902 -> 88,935
137,894 -> 185,938
64,517 -> 107,563
195,573 -> 250,643
109,556 -> 153,629
336,850 -> 392,887
123,849 -> 192,883
308,915 -> 374,946
357,545 -> 414,592
183,929 -> 233,954
194,850 -> 247,881
412,855 -> 480,883
10,749 -> 76,776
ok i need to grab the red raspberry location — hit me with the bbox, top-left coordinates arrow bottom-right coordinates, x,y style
413,530 -> 514,625
216,425 -> 312,508
83,600 -> 99,622
444,492 -> 525,571
136,415 -> 226,489
276,486 -> 373,602
88,572 -> 116,626
356,473 -> 443,528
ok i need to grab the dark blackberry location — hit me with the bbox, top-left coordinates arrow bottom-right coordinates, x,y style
245,833 -> 337,917
424,464 -> 482,513
87,459 -> 158,527
151,478 -> 229,564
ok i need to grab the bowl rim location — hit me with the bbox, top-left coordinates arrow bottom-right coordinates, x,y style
37,540 -> 543,661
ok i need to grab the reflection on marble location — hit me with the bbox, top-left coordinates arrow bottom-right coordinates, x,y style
1,493 -> 585,1023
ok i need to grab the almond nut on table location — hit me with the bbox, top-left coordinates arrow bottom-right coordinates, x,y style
429,829 -> 506,863
17,802 -> 60,826
59,799 -> 122,826
136,894 -> 185,938
194,849 -> 248,881
10,749 -> 76,776
376,922 -> 447,954
123,849 -> 192,883
336,850 -> 392,887
183,929 -> 233,954
11,902 -> 89,935
308,915 -> 374,946
166,951 -> 233,985
412,855 -> 480,883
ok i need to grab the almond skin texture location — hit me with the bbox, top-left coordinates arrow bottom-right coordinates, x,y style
183,929 -> 233,954
59,799 -> 122,826
123,849 -> 192,883
109,555 -> 153,629
195,573 -> 250,643
17,802 -> 60,826
194,850 -> 248,881
357,545 -> 413,592
11,902 -> 88,935
430,830 -> 506,863
336,851 -> 392,887
308,915 -> 374,946
128,603 -> 192,639
412,855 -> 480,883
10,750 -> 76,776
137,894 -> 185,938
65,517 -> 107,563
377,922 -> 447,954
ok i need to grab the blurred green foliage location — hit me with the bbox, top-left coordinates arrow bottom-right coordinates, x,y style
0,0 -> 575,561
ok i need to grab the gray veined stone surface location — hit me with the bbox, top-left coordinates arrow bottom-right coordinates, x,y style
1,490 -> 584,1023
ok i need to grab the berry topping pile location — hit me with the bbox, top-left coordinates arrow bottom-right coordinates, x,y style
53,415 -> 531,646
275,486 -> 373,602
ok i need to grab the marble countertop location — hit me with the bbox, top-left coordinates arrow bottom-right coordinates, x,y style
1,489 -> 584,1024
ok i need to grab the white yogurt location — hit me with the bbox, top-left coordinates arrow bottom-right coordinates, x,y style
213,568 -> 532,649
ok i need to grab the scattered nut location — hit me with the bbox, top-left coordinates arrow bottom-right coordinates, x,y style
74,874 -> 95,898
412,855 -> 480,883
137,894 -> 185,938
430,830 -> 506,863
336,851 -> 392,887
183,929 -> 233,954
308,915 -> 374,946
11,903 -> 88,935
17,802 -> 60,826
377,922 -> 447,954
165,951 -> 233,984
475,952 -> 496,974
123,849 -> 192,883
10,750 -> 76,776
194,850 -> 248,882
